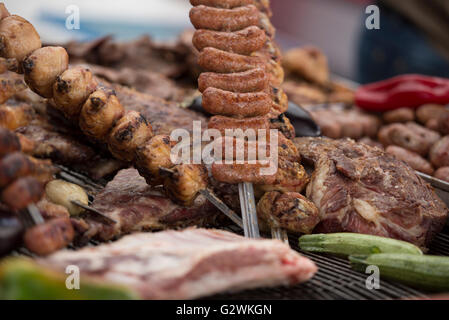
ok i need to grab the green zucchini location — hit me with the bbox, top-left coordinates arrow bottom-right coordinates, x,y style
298,233 -> 423,257
349,253 -> 449,291
0,258 -> 139,300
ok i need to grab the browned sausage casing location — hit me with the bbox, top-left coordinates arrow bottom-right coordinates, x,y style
190,5 -> 259,32
208,115 -> 270,135
0,127 -> 20,158
190,0 -> 272,16
429,136 -> 449,168
212,162 -> 276,184
1,176 -> 43,210
435,167 -> 449,183
0,152 -> 35,187
385,145 -> 434,175
202,87 -> 271,118
198,47 -> 265,73
193,26 -> 266,55
23,217 -> 74,256
198,68 -> 268,93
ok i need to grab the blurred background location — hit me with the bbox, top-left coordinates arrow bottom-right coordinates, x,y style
5,0 -> 449,83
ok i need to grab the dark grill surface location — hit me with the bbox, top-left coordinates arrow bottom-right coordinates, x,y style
11,166 -> 449,300
208,227 -> 449,300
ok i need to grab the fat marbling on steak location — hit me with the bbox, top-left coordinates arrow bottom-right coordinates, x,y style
294,137 -> 448,248
40,228 -> 317,299
83,168 -> 222,241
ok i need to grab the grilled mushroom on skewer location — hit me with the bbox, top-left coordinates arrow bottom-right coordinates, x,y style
0,4 -> 216,209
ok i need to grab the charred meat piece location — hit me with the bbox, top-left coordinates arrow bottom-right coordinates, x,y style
385,145 -> 434,175
257,191 -> 319,234
429,136 -> 449,168
23,217 -> 74,256
293,137 -> 448,248
40,228 -> 317,299
84,168 -> 222,242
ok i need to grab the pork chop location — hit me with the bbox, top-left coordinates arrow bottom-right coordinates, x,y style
293,137 -> 448,248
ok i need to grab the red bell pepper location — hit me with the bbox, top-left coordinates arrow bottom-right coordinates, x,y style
355,74 -> 449,112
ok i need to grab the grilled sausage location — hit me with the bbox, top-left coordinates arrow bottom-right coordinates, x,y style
0,127 -> 20,158
385,145 -> 434,175
435,167 -> 449,183
208,115 -> 270,135
198,68 -> 269,93
429,136 -> 449,168
0,152 -> 35,187
190,5 -> 260,32
193,26 -> 266,55
190,0 -> 271,16
22,46 -> 69,98
383,107 -> 415,123
1,176 -> 43,210
202,87 -> 271,117
211,161 -> 276,184
198,47 -> 265,73
23,217 -> 74,256
79,88 -> 125,141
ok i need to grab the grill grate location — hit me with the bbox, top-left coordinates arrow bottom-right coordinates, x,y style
9,169 -> 449,300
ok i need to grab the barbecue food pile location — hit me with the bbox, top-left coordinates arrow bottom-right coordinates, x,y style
375,105 -> 449,183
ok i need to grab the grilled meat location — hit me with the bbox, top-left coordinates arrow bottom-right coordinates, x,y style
82,168 -> 221,242
23,217 -> 74,256
0,102 -> 35,130
294,137 -> 448,248
257,191 -> 319,234
0,72 -> 27,104
39,228 -> 317,299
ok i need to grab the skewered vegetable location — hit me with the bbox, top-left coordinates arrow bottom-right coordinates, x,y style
299,233 -> 423,257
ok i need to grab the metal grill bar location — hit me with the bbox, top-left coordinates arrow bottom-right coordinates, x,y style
14,167 -> 448,300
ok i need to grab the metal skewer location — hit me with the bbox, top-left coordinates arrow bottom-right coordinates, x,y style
238,182 -> 260,238
71,200 -> 116,225
159,167 -> 243,228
